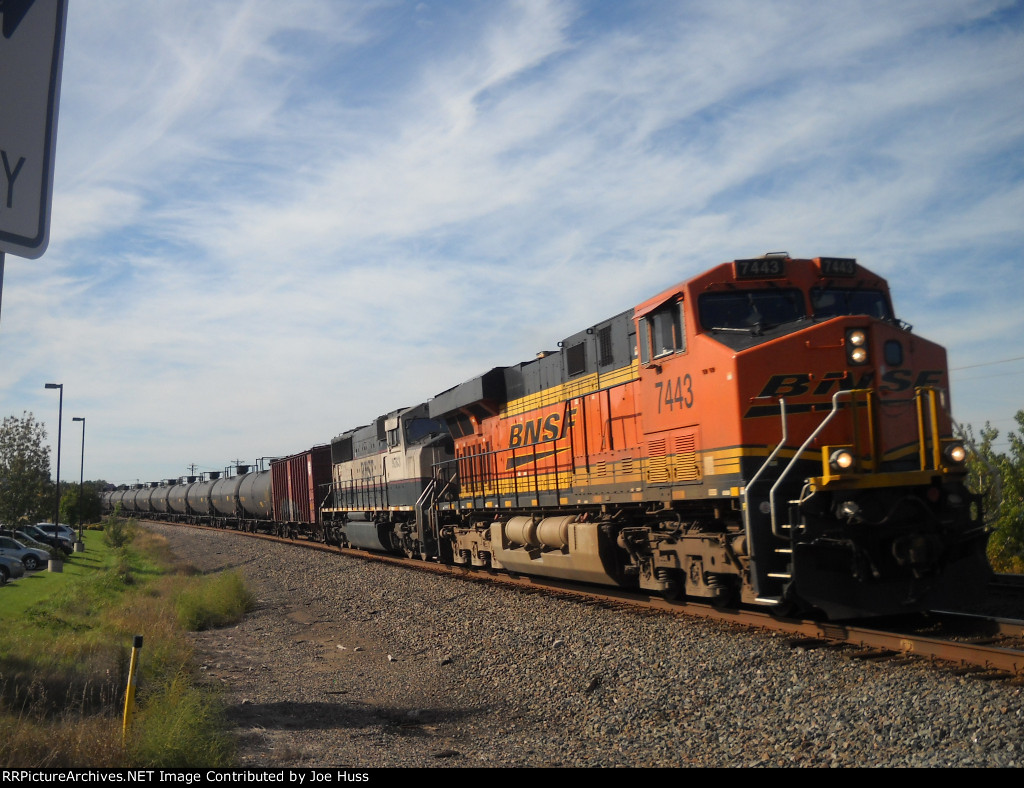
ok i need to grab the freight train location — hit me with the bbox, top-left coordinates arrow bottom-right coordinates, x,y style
104,254 -> 992,619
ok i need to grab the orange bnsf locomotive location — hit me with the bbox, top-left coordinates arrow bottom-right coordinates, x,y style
108,254 -> 991,619
414,253 -> 989,618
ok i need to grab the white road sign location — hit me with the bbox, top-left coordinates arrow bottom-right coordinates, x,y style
0,0 -> 68,259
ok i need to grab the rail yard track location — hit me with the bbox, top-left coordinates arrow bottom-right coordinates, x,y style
142,519 -> 1024,681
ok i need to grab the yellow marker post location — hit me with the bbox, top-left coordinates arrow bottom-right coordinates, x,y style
122,635 -> 143,745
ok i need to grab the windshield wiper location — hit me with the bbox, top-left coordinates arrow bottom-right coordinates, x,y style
708,325 -> 762,335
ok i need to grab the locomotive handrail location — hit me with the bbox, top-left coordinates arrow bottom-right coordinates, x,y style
317,484 -> 333,521
414,479 -> 435,509
917,387 -> 941,471
414,478 -> 436,554
742,398 -> 789,561
768,389 -> 861,539
914,385 -> 968,473
331,471 -> 389,512
427,464 -> 459,507
434,436 -> 576,510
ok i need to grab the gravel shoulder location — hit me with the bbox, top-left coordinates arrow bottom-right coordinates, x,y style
144,523 -> 1024,768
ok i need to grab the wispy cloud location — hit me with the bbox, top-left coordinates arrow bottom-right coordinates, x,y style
2,0 -> 1022,481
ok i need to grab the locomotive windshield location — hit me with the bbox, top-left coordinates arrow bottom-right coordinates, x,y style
699,289 -> 806,332
699,287 -> 895,337
404,416 -> 447,444
810,287 -> 893,320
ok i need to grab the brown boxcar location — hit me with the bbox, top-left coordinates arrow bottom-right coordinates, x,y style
271,445 -> 332,539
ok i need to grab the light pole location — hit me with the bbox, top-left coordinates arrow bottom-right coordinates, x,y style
44,383 -> 63,536
72,416 -> 85,544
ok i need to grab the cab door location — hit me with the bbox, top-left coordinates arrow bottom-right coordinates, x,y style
636,294 -> 696,435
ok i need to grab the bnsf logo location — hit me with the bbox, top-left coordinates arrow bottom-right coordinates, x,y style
757,369 -> 944,398
508,408 -> 577,448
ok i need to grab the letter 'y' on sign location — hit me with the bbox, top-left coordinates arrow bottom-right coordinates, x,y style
0,0 -> 68,259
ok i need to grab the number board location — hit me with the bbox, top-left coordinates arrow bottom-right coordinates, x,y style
817,257 -> 858,277
734,257 -> 786,279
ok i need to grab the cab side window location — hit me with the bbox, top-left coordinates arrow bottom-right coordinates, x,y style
641,301 -> 686,362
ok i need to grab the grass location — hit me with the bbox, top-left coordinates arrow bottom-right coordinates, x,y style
0,518 -> 256,767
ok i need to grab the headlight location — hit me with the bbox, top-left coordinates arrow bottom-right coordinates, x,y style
829,449 -> 855,472
943,442 -> 967,464
837,500 -> 861,521
846,329 -> 869,365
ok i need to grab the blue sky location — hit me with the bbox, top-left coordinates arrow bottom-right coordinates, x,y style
1,0 -> 1022,486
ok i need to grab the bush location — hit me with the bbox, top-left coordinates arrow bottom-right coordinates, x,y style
127,673 -> 234,767
103,515 -> 137,549
175,571 -> 255,632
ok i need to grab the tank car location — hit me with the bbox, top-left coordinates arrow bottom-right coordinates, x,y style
103,450 -> 333,538
422,254 -> 990,618
167,476 -> 198,521
204,466 -> 272,530
106,466 -> 274,531
150,482 -> 171,516
185,473 -> 215,523
120,484 -> 143,515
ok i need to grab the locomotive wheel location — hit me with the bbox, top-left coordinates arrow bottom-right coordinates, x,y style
768,590 -> 807,620
660,573 -> 683,601
710,582 -> 739,610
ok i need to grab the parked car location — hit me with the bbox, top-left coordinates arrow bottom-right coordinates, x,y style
0,527 -> 51,553
0,554 -> 25,584
1,528 -> 44,551
0,536 -> 51,571
18,525 -> 72,555
14,530 -> 60,555
35,523 -> 77,542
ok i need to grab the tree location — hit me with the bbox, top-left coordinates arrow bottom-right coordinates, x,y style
60,480 -> 105,527
961,410 -> 1024,573
0,411 -> 53,528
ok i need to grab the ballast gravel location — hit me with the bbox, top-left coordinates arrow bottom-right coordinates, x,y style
144,523 -> 1023,768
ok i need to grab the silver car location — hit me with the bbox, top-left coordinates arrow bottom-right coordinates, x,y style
0,536 -> 51,571
35,523 -> 76,541
0,554 -> 25,584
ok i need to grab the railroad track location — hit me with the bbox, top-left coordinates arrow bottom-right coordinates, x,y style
142,519 -> 1024,681
991,573 -> 1024,594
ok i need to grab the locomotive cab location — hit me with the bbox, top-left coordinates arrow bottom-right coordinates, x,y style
706,256 -> 988,617
325,403 -> 454,559
625,254 -> 990,617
